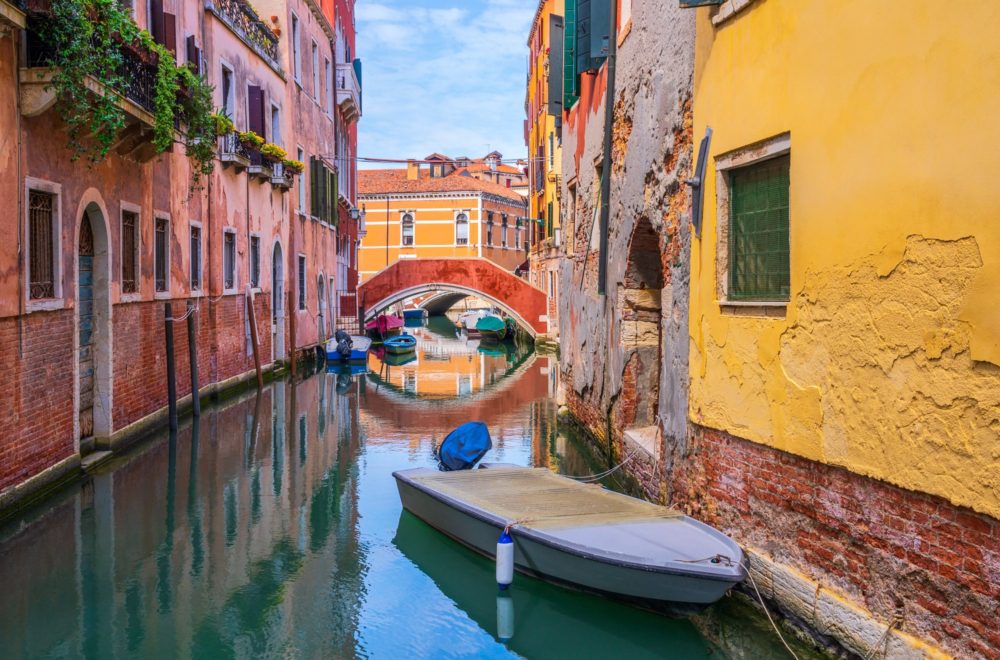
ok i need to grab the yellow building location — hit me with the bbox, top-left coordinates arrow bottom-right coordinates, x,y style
688,1 -> 999,656
525,0 -> 563,334
358,159 -> 528,282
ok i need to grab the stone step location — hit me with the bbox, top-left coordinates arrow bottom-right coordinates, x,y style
81,450 -> 114,473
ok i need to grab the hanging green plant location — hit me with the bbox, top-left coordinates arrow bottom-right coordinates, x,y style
212,112 -> 235,136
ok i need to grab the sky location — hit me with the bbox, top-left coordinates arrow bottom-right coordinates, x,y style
356,0 -> 537,168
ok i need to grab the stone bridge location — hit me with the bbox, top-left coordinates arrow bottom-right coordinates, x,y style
358,258 -> 550,337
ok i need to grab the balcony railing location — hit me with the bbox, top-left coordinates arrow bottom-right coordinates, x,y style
206,0 -> 279,69
219,131 -> 251,170
336,61 -> 361,123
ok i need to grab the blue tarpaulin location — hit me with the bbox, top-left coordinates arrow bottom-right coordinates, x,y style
437,422 -> 492,471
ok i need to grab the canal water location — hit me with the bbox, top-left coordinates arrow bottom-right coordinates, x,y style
0,316 -> 812,659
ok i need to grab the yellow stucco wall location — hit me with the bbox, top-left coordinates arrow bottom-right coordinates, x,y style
689,0 -> 1000,518
526,0 -> 562,238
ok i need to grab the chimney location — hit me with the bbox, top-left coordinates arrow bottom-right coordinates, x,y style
406,160 -> 420,180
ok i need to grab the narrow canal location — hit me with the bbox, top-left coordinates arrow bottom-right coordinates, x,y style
0,317 -> 814,659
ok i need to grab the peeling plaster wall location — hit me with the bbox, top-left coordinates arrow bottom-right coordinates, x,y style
558,0 -> 695,485
690,0 -> 1000,520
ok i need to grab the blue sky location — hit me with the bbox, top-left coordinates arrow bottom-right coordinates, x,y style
356,0 -> 536,167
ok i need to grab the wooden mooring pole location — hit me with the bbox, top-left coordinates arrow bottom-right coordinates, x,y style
246,288 -> 264,390
164,302 -> 178,432
187,300 -> 200,417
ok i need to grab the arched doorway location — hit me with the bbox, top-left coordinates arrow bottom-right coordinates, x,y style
77,204 -> 112,444
272,242 -> 285,360
317,274 -> 326,342
619,217 -> 663,429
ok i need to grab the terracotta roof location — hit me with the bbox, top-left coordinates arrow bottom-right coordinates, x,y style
358,168 -> 527,204
464,162 -> 525,176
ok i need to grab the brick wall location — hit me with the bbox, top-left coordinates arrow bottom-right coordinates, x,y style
0,312 -> 76,493
676,425 -> 1000,658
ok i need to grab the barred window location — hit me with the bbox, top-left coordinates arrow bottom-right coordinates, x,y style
501,215 -> 509,248
29,190 -> 55,299
298,254 -> 306,310
121,210 -> 138,293
486,213 -> 494,246
728,155 -> 790,301
223,231 -> 236,290
250,235 -> 260,288
455,213 -> 469,246
155,217 -> 168,292
401,214 -> 414,247
190,225 -> 202,290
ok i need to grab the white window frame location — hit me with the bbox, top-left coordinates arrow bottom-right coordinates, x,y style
220,60 -> 235,120
24,177 -> 64,311
400,211 -> 415,248
153,212 -> 171,299
189,219 -> 203,296
249,232 -> 262,292
311,40 -> 320,102
455,210 -> 470,246
269,103 -> 282,147
297,146 -> 306,215
222,227 -> 238,295
324,57 -> 332,114
119,200 -> 142,303
291,13 -> 301,84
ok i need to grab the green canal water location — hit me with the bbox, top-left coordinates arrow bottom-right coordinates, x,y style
0,317 -> 812,659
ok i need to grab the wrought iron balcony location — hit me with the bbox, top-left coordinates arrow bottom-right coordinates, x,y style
219,131 -> 251,171
270,162 -> 292,190
205,0 -> 280,70
247,148 -> 272,180
336,60 -> 362,123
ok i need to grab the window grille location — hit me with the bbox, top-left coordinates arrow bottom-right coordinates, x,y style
29,190 -> 55,299
190,225 -> 201,290
250,235 -> 260,288
728,155 -> 790,301
223,232 -> 236,290
155,217 -> 168,292
456,213 -> 469,245
122,210 -> 138,293
401,214 -> 414,246
298,255 -> 306,309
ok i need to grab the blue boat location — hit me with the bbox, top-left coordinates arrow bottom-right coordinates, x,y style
325,334 -> 372,363
384,333 -> 417,355
403,308 -> 428,320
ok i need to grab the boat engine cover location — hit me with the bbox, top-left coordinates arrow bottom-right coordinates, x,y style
437,422 -> 492,471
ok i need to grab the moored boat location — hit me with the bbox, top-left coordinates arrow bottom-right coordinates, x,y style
384,333 -> 417,355
476,315 -> 507,342
366,314 -> 404,341
325,333 -> 371,363
393,464 -> 746,613
458,310 -> 486,336
403,308 -> 429,320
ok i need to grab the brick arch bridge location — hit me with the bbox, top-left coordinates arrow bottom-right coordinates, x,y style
358,258 -> 549,337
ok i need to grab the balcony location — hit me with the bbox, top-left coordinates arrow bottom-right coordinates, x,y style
247,148 -> 272,180
270,161 -> 293,190
0,0 -> 26,30
20,14 -> 161,161
219,132 -> 251,171
205,0 -> 281,73
336,60 -> 362,123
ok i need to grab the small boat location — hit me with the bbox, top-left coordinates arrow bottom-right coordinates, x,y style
366,314 -> 404,341
384,333 -> 417,355
394,461 -> 746,613
403,308 -> 428,320
476,315 -> 507,342
381,351 -> 418,367
458,310 -> 485,336
325,333 -> 371,363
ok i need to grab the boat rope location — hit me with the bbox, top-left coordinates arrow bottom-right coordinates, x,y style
745,565 -> 801,660
674,554 -> 736,567
564,449 -> 641,483
863,615 -> 901,660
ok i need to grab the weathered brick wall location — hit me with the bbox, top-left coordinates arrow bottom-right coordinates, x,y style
676,425 -> 1000,658
0,312 -> 76,493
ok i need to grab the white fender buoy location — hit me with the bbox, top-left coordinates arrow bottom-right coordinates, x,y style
496,528 -> 514,589
496,592 -> 514,642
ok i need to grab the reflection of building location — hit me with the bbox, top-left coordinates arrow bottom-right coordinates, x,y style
357,154 -> 529,283
525,1 -> 564,337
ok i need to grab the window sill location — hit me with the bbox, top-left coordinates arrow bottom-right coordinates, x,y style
718,300 -> 787,318
712,0 -> 759,26
222,288 -> 239,297
26,298 -> 66,313
119,292 -> 142,304
154,291 -> 172,301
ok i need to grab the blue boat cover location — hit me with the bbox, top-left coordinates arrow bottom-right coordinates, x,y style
437,422 -> 492,471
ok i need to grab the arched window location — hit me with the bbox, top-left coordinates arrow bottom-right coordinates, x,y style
401,213 -> 414,246
455,213 -> 469,246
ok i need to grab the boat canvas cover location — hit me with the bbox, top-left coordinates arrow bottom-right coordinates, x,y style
437,422 -> 492,471
475,316 -> 505,333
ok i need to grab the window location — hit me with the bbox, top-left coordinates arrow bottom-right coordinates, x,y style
250,235 -> 260,288
190,224 -> 202,291
549,132 -> 554,168
486,213 -> 494,246
220,64 -> 234,118
548,271 -> 556,297
324,58 -> 332,112
155,216 -> 169,292
270,105 -> 281,146
501,214 -> 509,248
297,147 -> 306,212
515,225 -> 522,250
121,208 -> 139,293
291,14 -> 301,82
311,41 -> 319,100
223,230 -> 236,291
28,189 -> 57,300
455,213 -> 469,246
297,254 -> 306,310
727,155 -> 790,301
401,213 -> 414,246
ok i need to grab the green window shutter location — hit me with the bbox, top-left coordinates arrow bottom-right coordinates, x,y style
564,0 -> 579,108
547,201 -> 554,236
728,155 -> 790,301
318,163 -> 327,221
332,169 -> 339,226
310,157 -> 318,216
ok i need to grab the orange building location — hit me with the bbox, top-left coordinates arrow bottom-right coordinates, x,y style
357,156 -> 528,282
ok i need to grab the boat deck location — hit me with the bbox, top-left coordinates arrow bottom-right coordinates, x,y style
407,467 -> 682,530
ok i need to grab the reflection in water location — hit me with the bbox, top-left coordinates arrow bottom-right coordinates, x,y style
0,315 -> 791,659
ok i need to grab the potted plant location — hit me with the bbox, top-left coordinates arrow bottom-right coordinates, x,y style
212,113 -> 235,137
282,158 -> 304,175
260,142 -> 287,163
238,131 -> 264,150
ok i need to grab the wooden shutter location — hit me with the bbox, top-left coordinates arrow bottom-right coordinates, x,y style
548,15 -> 564,117
588,0 -> 610,61
331,170 -> 339,226
310,157 -> 319,216
150,0 -> 165,45
564,0 -> 579,107
163,12 -> 177,55
186,35 -> 201,75
575,0 -> 591,73
248,86 -> 264,136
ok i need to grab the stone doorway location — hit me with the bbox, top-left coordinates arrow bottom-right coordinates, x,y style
77,203 -> 112,445
272,242 -> 285,361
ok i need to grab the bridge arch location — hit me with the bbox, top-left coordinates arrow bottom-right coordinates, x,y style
358,258 -> 549,337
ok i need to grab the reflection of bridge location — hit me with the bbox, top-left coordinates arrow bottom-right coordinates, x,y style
358,258 -> 549,336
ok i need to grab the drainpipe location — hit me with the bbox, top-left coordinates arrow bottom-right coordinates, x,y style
597,0 -> 618,296
15,29 -> 24,357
